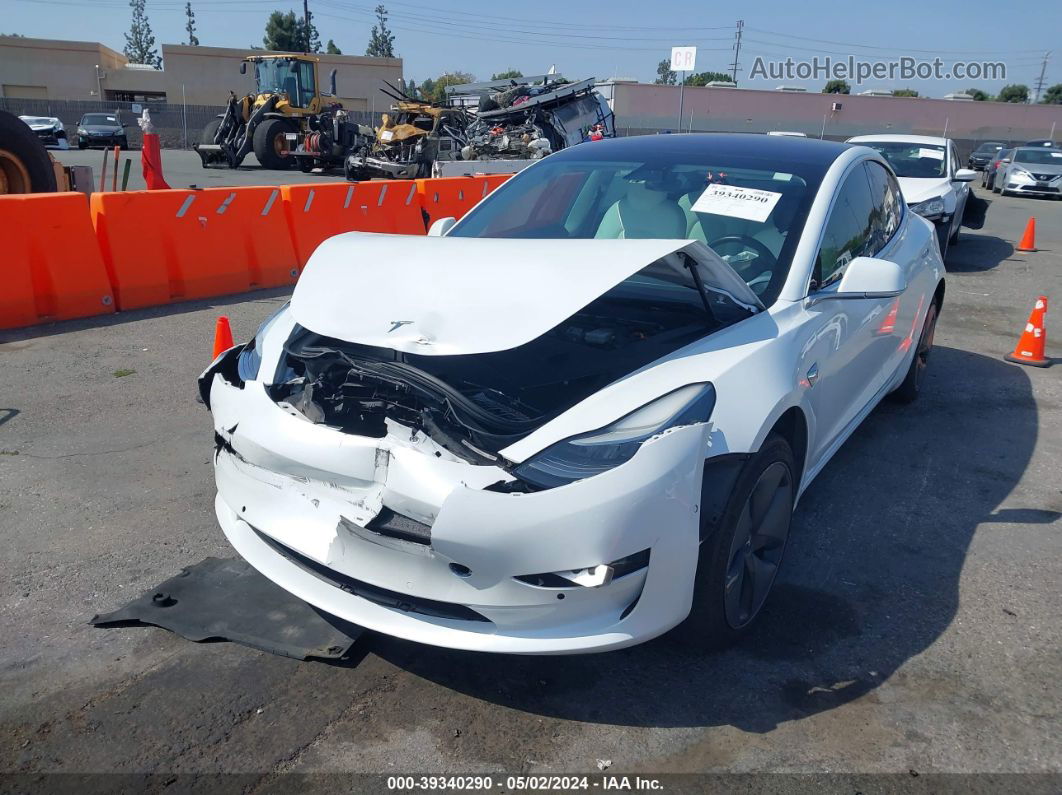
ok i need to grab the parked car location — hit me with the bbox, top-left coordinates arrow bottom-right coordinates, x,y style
75,112 -> 128,149
199,134 -> 945,654
17,115 -> 66,147
982,148 -> 1013,190
995,147 -> 1062,198
847,134 -> 975,260
967,140 -> 1006,170
1023,139 -> 1057,148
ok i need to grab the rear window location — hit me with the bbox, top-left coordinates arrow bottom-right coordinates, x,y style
82,114 -> 117,124
1013,148 -> 1062,164
859,142 -> 946,178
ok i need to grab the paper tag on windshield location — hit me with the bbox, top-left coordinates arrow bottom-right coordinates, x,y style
918,148 -> 945,160
691,184 -> 782,223
380,130 -> 394,141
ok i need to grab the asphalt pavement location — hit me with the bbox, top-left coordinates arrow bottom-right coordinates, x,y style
52,147 -> 350,191
0,183 -> 1059,788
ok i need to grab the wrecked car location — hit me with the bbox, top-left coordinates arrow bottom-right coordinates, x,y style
201,134 -> 944,653
344,99 -> 471,180
455,76 -> 615,162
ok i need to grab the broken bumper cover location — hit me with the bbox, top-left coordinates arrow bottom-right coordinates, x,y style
208,374 -> 707,654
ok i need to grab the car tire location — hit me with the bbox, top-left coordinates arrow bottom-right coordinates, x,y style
992,181 -> 1001,194
889,301 -> 938,404
252,118 -> 295,170
118,136 -> 129,150
0,110 -> 58,193
679,434 -> 796,650
200,118 -> 223,145
78,139 -> 87,150
949,221 -> 960,245
935,222 -> 949,261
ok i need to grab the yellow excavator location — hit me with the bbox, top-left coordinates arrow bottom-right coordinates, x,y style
195,54 -> 368,171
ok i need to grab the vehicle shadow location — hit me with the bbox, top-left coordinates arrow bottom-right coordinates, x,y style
948,234 -> 1015,272
372,345 -> 1037,732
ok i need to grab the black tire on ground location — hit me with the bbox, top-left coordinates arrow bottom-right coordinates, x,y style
78,139 -> 87,150
889,301 -> 939,404
118,136 -> 129,150
200,118 -> 222,145
0,110 -> 58,193
299,158 -> 314,173
949,219 -> 960,245
679,434 -> 797,650
252,118 -> 294,170
992,181 -> 1001,193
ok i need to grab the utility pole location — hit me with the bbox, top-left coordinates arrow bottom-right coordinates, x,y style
303,0 -> 311,53
1032,51 -> 1051,103
729,20 -> 744,85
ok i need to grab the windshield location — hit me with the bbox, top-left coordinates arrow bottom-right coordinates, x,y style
255,59 -> 314,107
82,114 -> 117,125
973,143 -> 1004,154
450,149 -> 819,305
1014,148 -> 1062,164
861,142 -> 946,178
22,117 -> 54,125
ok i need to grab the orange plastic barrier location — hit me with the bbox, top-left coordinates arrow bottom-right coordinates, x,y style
91,186 -> 299,311
415,174 -> 512,226
1,192 -> 115,330
281,180 -> 424,267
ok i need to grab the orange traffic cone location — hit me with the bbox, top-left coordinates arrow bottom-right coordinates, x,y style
1004,296 -> 1050,368
212,316 -> 234,360
1016,218 -> 1037,252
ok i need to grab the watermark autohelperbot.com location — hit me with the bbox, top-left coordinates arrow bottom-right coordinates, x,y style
749,55 -> 1006,85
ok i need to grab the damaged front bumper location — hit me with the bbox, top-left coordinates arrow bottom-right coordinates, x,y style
203,358 -> 708,654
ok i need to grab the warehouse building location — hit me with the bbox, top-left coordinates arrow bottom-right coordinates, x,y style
0,35 -> 402,111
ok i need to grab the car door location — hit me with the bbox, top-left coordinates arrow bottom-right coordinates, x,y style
799,160 -> 895,467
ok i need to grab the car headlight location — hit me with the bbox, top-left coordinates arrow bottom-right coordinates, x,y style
77,127 -> 86,135
1012,167 -> 1033,179
512,383 -> 716,489
236,303 -> 288,381
910,196 -> 945,220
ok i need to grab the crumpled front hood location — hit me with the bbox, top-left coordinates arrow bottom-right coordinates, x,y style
290,233 -> 763,356
897,177 -> 950,205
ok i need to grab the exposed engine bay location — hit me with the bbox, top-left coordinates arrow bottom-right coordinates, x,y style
266,262 -> 750,464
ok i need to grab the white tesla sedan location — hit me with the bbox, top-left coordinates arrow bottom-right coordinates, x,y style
200,134 -> 944,654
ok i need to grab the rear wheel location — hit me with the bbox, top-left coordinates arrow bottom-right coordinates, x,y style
889,301 -> 938,404
200,118 -> 222,145
680,434 -> 796,649
253,118 -> 295,170
0,110 -> 58,194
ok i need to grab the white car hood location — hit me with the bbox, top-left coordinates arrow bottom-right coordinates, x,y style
290,233 -> 763,356
896,176 -> 950,205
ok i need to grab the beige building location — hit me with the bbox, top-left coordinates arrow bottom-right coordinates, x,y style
0,35 -> 402,111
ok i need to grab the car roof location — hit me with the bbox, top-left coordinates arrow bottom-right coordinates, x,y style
551,132 -> 852,168
847,134 -> 949,146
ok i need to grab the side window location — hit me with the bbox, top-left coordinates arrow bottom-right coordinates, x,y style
814,166 -> 875,289
864,161 -> 903,253
948,143 -> 958,178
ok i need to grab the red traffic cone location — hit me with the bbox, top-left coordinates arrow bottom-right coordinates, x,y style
141,132 -> 171,190
1004,296 -> 1050,368
1016,218 -> 1037,252
212,316 -> 234,360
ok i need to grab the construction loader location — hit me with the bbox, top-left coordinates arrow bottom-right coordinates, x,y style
194,54 -> 371,171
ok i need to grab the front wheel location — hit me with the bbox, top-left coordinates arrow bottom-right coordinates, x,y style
252,118 -> 295,170
680,434 -> 796,649
889,301 -> 938,404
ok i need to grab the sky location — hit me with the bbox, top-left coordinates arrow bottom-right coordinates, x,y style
5,0 -> 1060,99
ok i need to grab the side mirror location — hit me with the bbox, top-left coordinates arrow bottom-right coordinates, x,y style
329,69 -> 337,96
808,257 -> 906,304
954,168 -> 977,182
240,62 -> 247,75
427,217 -> 456,237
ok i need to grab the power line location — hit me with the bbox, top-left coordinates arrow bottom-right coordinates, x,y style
1032,51 -> 1051,102
729,19 -> 743,84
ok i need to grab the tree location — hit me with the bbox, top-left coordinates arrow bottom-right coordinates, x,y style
263,9 -> 319,52
997,84 -> 1029,103
823,79 -> 850,94
124,0 -> 161,68
326,38 -> 341,55
403,77 -> 418,98
366,4 -> 395,58
684,71 -> 734,86
185,2 -> 199,46
492,69 -> 524,80
965,87 -> 990,101
1040,83 -> 1062,104
892,88 -> 918,97
419,77 -> 435,101
1,33 -> 26,37
654,59 -> 676,85
425,72 -> 475,103
263,10 -> 299,51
